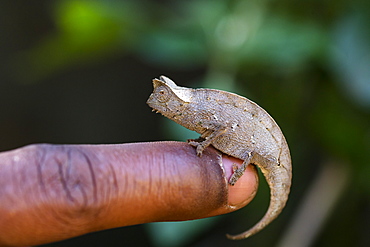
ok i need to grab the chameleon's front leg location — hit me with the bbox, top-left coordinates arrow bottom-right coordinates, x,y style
188,122 -> 228,156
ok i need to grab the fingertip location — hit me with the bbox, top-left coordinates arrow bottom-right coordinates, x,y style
222,155 -> 259,207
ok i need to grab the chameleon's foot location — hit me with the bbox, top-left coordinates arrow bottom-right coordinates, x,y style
188,140 -> 205,156
229,162 -> 248,186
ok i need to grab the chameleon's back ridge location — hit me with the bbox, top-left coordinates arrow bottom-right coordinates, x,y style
147,76 -> 292,240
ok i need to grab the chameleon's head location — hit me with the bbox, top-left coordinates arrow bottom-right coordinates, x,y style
147,76 -> 192,119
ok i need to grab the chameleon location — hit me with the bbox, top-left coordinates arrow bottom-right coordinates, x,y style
146,76 -> 292,240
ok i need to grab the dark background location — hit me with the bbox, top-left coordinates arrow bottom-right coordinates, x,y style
1,0 -> 369,246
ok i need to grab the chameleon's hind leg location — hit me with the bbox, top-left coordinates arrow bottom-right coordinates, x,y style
229,151 -> 277,186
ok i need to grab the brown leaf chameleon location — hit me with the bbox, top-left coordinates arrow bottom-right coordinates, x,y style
147,76 -> 292,240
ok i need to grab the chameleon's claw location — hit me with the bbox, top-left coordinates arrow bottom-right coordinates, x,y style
188,141 -> 204,156
232,163 -> 238,172
228,163 -> 240,186
196,145 -> 204,156
229,163 -> 248,186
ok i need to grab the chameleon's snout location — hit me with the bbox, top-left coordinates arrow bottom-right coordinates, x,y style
146,92 -> 167,115
146,96 -> 157,111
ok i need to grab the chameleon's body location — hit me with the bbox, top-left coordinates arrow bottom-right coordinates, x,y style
147,76 -> 292,240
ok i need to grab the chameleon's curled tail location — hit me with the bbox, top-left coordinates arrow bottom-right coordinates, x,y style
226,152 -> 292,240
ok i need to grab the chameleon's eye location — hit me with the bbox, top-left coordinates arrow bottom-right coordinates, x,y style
154,85 -> 171,103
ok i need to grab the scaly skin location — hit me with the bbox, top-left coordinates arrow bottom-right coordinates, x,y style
147,76 -> 292,240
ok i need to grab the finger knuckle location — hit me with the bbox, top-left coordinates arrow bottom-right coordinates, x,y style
35,144 -> 116,221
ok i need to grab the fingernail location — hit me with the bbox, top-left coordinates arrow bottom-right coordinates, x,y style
222,155 -> 259,207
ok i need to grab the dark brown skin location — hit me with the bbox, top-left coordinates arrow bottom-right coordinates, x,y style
147,76 -> 292,239
0,142 -> 258,247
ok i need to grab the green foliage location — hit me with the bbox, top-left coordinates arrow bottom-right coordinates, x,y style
13,0 -> 144,81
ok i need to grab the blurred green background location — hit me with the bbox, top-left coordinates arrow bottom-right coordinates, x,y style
1,0 -> 369,246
